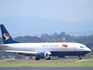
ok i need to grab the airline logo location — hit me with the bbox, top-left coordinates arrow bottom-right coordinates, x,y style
62,44 -> 67,50
3,33 -> 10,41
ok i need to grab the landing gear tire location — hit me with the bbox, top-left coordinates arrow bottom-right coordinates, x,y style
79,55 -> 82,60
35,57 -> 40,60
46,57 -> 51,60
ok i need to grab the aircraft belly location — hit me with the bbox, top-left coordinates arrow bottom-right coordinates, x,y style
50,51 -> 89,56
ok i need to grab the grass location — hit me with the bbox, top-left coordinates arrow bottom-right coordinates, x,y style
0,61 -> 93,67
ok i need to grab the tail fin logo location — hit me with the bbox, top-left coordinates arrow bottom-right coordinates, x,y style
3,33 -> 10,41
62,44 -> 67,51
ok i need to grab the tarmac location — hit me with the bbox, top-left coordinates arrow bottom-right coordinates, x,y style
0,67 -> 93,70
0,58 -> 93,62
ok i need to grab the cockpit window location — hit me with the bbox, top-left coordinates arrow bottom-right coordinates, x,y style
80,46 -> 83,48
80,46 -> 86,48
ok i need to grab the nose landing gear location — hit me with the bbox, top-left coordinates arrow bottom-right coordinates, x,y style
78,55 -> 82,60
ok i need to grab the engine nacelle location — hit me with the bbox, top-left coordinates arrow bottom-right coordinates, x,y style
44,52 -> 51,59
36,52 -> 51,59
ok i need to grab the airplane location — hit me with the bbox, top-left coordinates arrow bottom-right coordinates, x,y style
0,24 -> 91,60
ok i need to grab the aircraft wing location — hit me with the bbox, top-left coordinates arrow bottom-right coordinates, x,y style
5,50 -> 37,55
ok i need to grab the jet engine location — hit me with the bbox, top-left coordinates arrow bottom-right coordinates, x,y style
35,52 -> 51,60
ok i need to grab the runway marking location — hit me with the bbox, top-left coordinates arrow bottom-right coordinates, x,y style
74,60 -> 88,63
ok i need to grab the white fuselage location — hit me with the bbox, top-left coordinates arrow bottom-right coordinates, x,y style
2,42 -> 91,53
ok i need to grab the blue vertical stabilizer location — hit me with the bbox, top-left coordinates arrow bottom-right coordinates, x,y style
0,24 -> 19,44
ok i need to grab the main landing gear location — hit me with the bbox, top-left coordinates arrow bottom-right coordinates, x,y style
46,57 -> 51,60
35,57 -> 40,60
35,57 -> 51,60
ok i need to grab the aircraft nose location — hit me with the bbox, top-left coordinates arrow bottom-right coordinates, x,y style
87,48 -> 91,52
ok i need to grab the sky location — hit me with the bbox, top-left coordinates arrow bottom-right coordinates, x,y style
0,0 -> 93,22
0,0 -> 93,37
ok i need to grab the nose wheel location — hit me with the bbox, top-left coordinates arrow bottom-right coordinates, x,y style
78,55 -> 82,60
